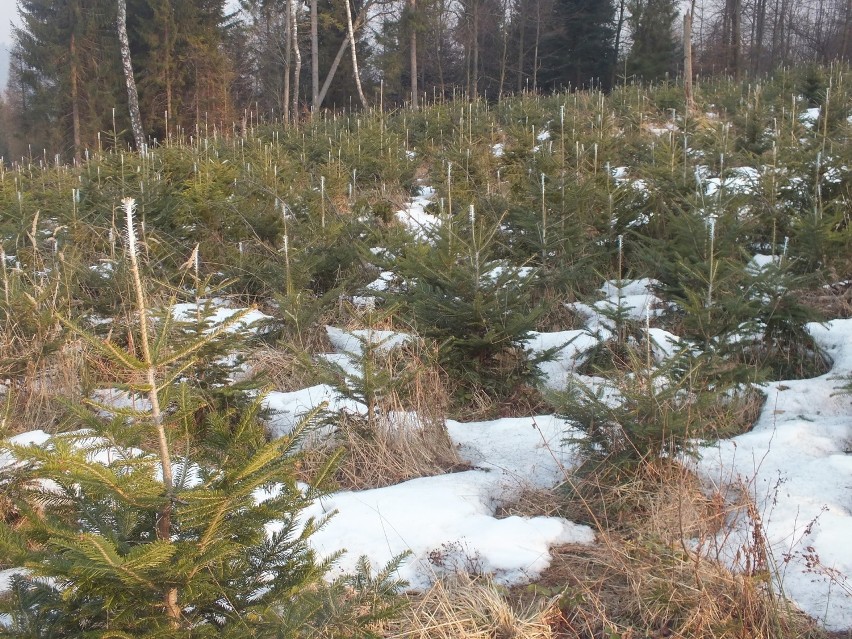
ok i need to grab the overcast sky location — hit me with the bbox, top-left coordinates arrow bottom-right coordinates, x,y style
1,0 -> 18,45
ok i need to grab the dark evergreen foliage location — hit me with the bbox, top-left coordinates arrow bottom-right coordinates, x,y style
626,0 -> 680,82
536,0 -> 616,91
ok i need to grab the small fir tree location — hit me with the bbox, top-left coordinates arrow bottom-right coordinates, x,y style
0,198 -> 404,638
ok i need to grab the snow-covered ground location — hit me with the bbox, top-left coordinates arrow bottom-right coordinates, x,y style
278,413 -> 595,589
262,284 -> 852,627
696,319 -> 852,631
2,282 -> 852,631
395,186 -> 440,240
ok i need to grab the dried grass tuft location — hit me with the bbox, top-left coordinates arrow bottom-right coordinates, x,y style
298,339 -> 465,490
248,346 -> 323,392
505,459 -> 830,639
387,573 -> 556,639
0,337 -> 87,436
311,410 -> 465,490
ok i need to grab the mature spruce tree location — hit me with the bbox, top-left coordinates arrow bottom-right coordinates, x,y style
12,0 -> 122,160
11,0 -> 234,154
130,0 -> 235,139
536,0 -> 616,90
626,0 -> 679,82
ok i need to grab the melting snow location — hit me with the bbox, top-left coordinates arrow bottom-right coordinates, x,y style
695,319 -> 852,631
396,186 -> 440,240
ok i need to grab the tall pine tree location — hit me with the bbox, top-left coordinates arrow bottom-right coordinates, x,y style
536,0 -> 616,90
626,0 -> 679,82
12,0 -> 122,160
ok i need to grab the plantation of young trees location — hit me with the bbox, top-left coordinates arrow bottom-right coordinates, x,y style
0,0 -> 850,161
1,0 -> 852,627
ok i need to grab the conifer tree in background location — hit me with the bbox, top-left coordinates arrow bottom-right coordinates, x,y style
130,0 -> 235,139
536,0 -> 616,90
11,0 -> 122,159
626,0 -> 679,82
9,0 -> 233,156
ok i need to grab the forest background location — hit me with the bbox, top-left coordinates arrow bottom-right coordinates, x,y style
0,0 -> 849,162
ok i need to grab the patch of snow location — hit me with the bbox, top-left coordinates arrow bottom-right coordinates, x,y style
90,388 -> 153,414
800,107 -> 820,129
365,271 -> 396,293
170,301 -> 273,336
823,165 -> 847,185
325,326 -> 412,356
695,318 -> 852,631
274,413 -> 594,589
89,260 -> 116,276
582,279 -> 665,330
648,121 -> 678,136
647,328 -> 681,362
525,330 -> 600,390
0,569 -> 22,594
704,166 -> 761,197
317,352 -> 364,382
396,186 -> 441,241
611,166 -> 629,181
263,384 -> 367,439
484,264 -> 535,283
747,253 -> 781,273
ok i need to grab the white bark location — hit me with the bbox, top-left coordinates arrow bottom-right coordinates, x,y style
344,0 -> 369,108
292,0 -> 302,120
311,0 -> 319,110
117,0 -> 145,151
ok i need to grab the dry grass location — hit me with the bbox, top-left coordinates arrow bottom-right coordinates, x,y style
798,281 -> 852,320
385,573 -> 557,639
0,337 -> 87,437
496,486 -> 567,520
248,346 -> 325,392
532,287 -> 584,334
307,410 -> 465,490
495,459 -> 831,639
518,537 -> 824,639
296,338 -> 466,490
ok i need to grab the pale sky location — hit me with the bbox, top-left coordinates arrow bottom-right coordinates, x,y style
0,0 -> 18,45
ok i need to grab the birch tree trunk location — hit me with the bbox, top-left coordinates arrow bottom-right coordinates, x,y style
344,0 -> 369,108
283,0 -> 292,124
311,0 -> 319,111
410,0 -> 418,108
117,0 -> 145,152
292,0 -> 302,120
317,35 -> 350,109
316,0 -> 374,110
